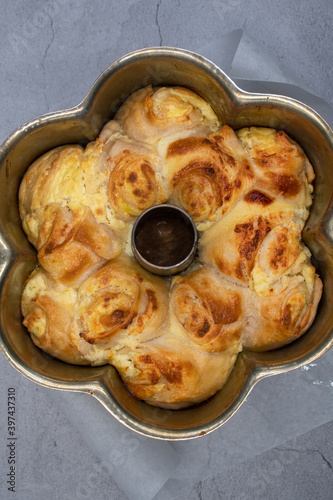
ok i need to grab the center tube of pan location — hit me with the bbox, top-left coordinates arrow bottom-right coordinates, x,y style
132,204 -> 198,276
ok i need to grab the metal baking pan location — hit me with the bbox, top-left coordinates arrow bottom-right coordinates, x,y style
0,47 -> 332,440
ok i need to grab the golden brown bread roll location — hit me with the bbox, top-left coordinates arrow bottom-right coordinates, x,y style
19,146 -> 82,215
243,269 -> 322,351
236,127 -> 314,208
115,85 -> 220,144
250,222 -> 310,292
70,256 -> 169,359
170,267 -> 243,353
164,125 -> 254,228
19,85 -> 323,408
200,195 -> 308,284
21,267 -> 89,364
200,189 -> 321,350
36,203 -> 122,286
103,135 -> 167,219
118,336 -> 240,409
18,141 -> 112,228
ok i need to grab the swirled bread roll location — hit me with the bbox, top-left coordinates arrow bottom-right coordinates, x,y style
164,125 -> 254,228
243,266 -> 322,351
19,146 -> 83,215
70,256 -> 169,362
102,134 -> 167,219
115,85 -> 220,144
169,267 -> 243,353
19,145 -> 83,245
200,171 -> 321,350
21,267 -> 89,364
237,127 -> 314,208
116,336 -> 239,409
18,140 -> 112,228
250,222 -> 311,293
200,194 -> 308,284
36,203 -> 122,286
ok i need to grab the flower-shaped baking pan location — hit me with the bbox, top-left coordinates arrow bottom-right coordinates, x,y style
0,48 -> 332,440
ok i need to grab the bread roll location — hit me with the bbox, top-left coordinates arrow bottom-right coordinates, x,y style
201,198 -> 293,282
243,268 -> 322,351
21,267 -> 88,364
170,267 -> 243,353
70,256 -> 169,359
18,140 -> 112,227
115,85 -> 220,143
103,135 -> 167,219
36,203 -> 122,286
164,125 -> 254,228
237,127 -> 314,208
118,336 -> 239,409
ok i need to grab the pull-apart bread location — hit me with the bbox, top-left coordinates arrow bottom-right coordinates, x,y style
19,85 -> 322,408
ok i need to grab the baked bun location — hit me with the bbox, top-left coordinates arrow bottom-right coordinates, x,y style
164,125 -> 254,228
115,85 -> 220,144
103,135 -> 167,219
19,85 -> 322,408
21,267 -> 88,364
18,141 -> 112,227
200,191 -> 321,349
243,270 -> 322,351
237,127 -> 314,208
118,336 -> 240,409
36,203 -> 122,286
71,255 -> 169,351
200,197 -> 303,283
170,267 -> 243,353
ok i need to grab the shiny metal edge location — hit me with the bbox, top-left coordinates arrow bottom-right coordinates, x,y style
131,203 -> 198,276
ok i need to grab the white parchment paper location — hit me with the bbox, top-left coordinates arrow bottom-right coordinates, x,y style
49,30 -> 333,500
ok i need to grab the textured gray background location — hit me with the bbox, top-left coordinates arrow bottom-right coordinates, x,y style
1,1 -> 333,499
